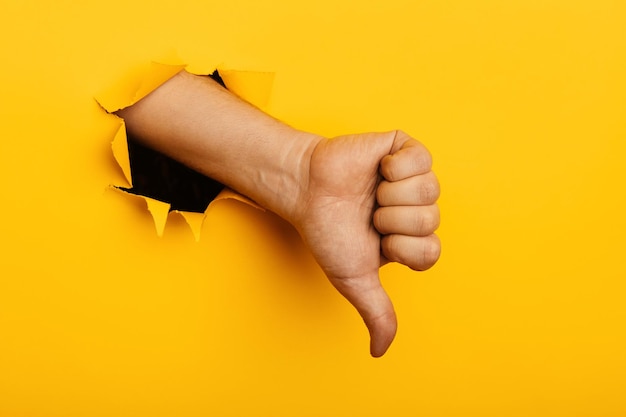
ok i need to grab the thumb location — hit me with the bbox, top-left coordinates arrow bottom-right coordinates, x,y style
329,273 -> 397,357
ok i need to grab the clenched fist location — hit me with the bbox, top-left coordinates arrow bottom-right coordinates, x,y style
290,130 -> 440,357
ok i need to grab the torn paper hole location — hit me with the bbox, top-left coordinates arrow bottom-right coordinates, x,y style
97,61 -> 274,240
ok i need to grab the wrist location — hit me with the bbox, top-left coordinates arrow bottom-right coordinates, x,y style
255,129 -> 322,224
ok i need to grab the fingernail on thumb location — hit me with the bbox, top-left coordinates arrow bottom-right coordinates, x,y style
367,318 -> 397,358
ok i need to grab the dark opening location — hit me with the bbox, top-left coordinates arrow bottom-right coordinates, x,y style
119,70 -> 226,213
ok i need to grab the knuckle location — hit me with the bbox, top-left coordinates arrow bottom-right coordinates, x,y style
382,234 -> 441,271
418,235 -> 441,270
435,212 -> 441,232
429,206 -> 441,232
409,210 -> 423,234
413,148 -> 433,173
412,206 -> 439,235
418,174 -> 440,203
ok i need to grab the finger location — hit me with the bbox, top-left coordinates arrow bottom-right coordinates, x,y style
380,131 -> 432,182
329,272 -> 397,357
377,171 -> 440,206
381,234 -> 441,271
374,205 -> 440,236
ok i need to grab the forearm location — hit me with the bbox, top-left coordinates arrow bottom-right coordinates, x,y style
117,70 -> 321,221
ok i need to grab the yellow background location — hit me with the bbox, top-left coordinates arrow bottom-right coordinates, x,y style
1,0 -> 625,416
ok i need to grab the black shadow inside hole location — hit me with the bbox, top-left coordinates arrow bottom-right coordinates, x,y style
119,70 -> 226,213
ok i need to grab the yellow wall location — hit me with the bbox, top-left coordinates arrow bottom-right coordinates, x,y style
1,0 -> 625,415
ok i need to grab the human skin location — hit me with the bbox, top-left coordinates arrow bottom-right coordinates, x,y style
117,70 -> 441,357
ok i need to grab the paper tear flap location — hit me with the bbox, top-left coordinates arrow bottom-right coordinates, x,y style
111,122 -> 132,188
176,210 -> 206,242
144,197 -> 170,237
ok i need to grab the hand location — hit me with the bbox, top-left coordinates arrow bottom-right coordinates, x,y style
116,72 -> 440,357
290,130 -> 441,357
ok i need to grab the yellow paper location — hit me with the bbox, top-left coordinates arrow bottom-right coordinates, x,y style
96,61 -> 187,113
218,69 -> 275,109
